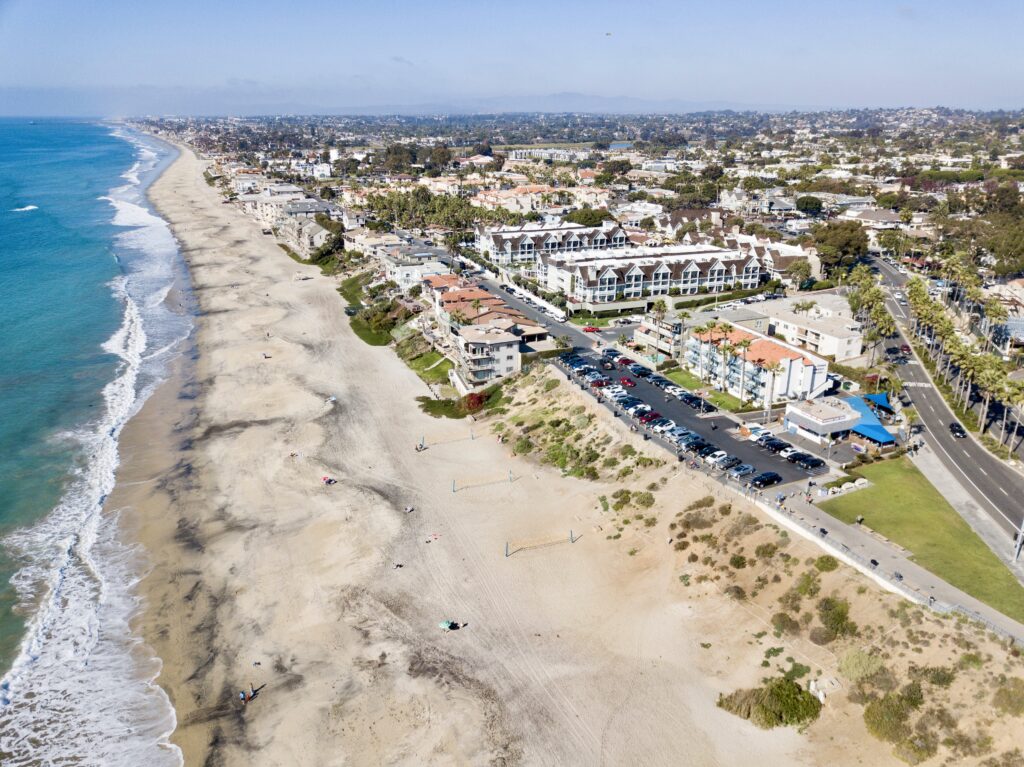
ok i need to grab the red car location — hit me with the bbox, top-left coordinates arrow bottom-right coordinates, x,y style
638,411 -> 661,424
617,356 -> 635,366
590,378 -> 610,388
583,325 -> 600,333
619,377 -> 636,387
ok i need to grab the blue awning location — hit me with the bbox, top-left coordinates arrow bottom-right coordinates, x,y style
864,392 -> 895,413
842,395 -> 896,444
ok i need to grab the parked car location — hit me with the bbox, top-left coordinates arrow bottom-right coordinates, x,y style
649,376 -> 671,389
665,385 -> 686,397
684,439 -> 709,453
728,463 -> 757,479
619,377 -> 636,387
583,325 -> 600,333
786,451 -> 813,463
798,456 -> 826,471
617,356 -> 634,366
705,450 -> 729,466
601,348 -> 619,358
745,426 -> 768,441
764,440 -> 790,454
590,378 -> 610,388
638,410 -> 661,424
751,471 -> 783,489
778,446 -> 800,459
697,444 -> 721,458
755,433 -> 776,446
900,343 -> 912,355
651,419 -> 676,434
949,421 -> 967,438
717,456 -> 743,471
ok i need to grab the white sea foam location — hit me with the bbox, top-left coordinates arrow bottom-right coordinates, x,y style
10,205 -> 38,212
0,127 -> 189,766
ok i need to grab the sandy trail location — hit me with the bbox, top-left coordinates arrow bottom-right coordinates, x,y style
116,144 -> 895,766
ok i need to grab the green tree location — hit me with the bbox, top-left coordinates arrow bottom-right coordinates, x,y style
564,207 -> 613,227
796,195 -> 823,216
813,221 -> 869,273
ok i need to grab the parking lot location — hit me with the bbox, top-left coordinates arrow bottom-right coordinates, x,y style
557,349 -> 830,488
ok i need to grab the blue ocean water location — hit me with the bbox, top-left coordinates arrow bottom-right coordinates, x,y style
0,120 -> 189,765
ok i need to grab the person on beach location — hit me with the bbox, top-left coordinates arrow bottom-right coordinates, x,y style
239,691 -> 247,705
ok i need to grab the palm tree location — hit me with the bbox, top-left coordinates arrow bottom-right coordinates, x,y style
694,322 -> 716,383
983,299 -> 1009,353
762,361 -> 784,424
719,341 -> 735,394
651,298 -> 668,324
976,357 -> 1004,434
735,338 -> 753,404
1006,382 -> 1024,457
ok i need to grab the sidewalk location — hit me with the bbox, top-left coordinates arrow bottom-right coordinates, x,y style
731,481 -> 1024,646
908,443 -> 1024,584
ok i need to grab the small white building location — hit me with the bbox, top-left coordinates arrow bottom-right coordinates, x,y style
783,398 -> 860,446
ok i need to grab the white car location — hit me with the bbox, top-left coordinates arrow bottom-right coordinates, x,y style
665,385 -> 686,397
778,446 -> 800,458
746,426 -> 768,441
706,450 -> 729,466
626,403 -> 651,416
651,419 -> 677,434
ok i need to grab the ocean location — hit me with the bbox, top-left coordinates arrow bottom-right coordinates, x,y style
0,120 -> 190,765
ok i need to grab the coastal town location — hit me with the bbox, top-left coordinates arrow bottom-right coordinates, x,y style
119,108 -> 1024,766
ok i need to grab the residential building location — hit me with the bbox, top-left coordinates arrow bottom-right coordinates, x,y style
449,325 -> 522,395
537,244 -> 763,311
633,314 -> 685,359
278,217 -> 331,257
681,322 -> 830,405
474,221 -> 628,265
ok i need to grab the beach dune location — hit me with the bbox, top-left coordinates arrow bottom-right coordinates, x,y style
120,145 -> 884,766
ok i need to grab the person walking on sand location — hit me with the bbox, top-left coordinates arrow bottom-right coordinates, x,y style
239,691 -> 247,706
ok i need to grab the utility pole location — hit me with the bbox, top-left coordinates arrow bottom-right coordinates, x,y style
1015,517 -> 1024,562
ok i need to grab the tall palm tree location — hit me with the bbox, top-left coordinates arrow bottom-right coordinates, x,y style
976,358 -> 1005,435
735,338 -> 753,404
1006,382 -> 1024,457
719,341 -> 735,393
762,361 -> 784,424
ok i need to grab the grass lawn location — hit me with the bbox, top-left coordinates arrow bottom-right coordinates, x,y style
349,317 -> 391,346
820,457 -> 1024,624
407,351 -> 453,385
666,368 -> 745,412
339,271 -> 372,307
570,316 -> 612,327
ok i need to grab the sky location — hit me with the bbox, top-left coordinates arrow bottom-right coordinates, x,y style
1,0 -> 1022,115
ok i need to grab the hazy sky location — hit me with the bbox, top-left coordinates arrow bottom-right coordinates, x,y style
1,0 -> 1022,115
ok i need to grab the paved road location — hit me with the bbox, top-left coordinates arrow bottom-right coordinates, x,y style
873,257 -> 1024,537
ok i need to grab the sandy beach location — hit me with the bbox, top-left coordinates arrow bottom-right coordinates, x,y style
113,145 -> 904,766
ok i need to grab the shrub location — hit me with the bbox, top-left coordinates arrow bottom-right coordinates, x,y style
808,626 -> 837,645
771,612 -> 801,636
619,444 -> 636,457
543,378 -> 559,392
635,491 -> 656,508
817,597 -> 857,638
993,678 -> 1024,717
755,542 -> 778,560
863,690 -> 919,744
725,585 -> 747,600
839,649 -> 884,682
729,554 -> 748,569
685,495 -> 715,512
717,677 -> 822,730
513,437 -> 534,455
911,665 -> 956,688
814,555 -> 839,572
795,571 -> 820,598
